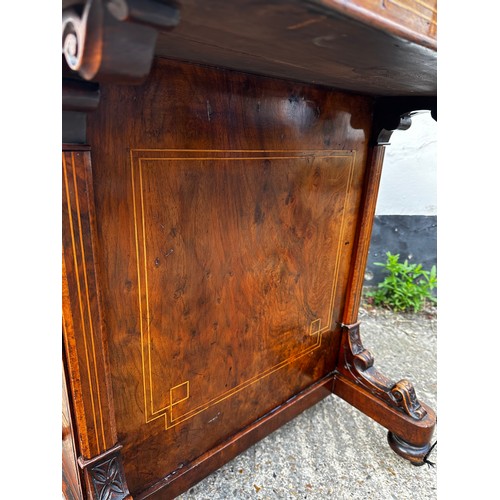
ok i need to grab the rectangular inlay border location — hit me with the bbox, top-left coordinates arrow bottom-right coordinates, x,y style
130,149 -> 356,430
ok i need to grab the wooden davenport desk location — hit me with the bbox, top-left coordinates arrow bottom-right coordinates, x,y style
62,1 -> 437,498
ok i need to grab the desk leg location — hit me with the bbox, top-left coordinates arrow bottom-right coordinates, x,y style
334,322 -> 436,465
63,147 -> 132,498
334,145 -> 437,465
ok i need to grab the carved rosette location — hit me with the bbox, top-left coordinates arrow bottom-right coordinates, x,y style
88,457 -> 127,500
341,322 -> 427,420
79,444 -> 131,500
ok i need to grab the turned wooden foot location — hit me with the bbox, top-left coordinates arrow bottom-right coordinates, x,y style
387,432 -> 434,466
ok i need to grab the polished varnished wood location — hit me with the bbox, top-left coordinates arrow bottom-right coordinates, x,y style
63,148 -> 133,498
63,364 -> 84,500
62,0 -> 179,83
312,0 -> 437,49
62,148 -> 118,459
152,0 -> 436,96
335,144 -> 435,463
138,376 -> 334,499
85,58 -> 374,496
342,145 -> 385,322
62,1 -> 437,497
63,0 -> 436,95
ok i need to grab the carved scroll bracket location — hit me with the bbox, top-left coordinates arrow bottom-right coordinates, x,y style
62,0 -> 104,79
62,0 -> 180,83
339,322 -> 427,420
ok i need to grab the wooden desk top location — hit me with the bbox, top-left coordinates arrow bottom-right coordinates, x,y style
154,0 -> 437,95
62,0 -> 437,96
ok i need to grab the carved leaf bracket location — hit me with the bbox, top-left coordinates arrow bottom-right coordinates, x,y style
339,322 -> 427,420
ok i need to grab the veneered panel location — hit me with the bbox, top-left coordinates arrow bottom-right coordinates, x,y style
87,58 -> 373,495
62,149 -> 117,460
313,0 -> 437,45
131,149 -> 354,429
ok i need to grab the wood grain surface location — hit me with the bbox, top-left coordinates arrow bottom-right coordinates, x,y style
131,148 -> 354,428
85,58 -> 375,496
62,364 -> 84,500
151,0 -> 436,96
62,149 -> 118,460
312,0 -> 437,48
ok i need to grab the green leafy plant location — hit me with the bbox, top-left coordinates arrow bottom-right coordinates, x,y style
367,252 -> 437,312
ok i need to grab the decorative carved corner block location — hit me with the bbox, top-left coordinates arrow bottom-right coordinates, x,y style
340,322 -> 426,420
78,444 -> 131,500
371,96 -> 437,145
62,0 -> 180,83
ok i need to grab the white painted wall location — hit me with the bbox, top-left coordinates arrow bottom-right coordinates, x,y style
375,111 -> 437,216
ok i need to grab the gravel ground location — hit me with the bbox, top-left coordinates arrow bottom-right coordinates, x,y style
178,303 -> 437,500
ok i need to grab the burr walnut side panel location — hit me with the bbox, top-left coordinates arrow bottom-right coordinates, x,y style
130,149 -> 354,430
87,58 -> 373,495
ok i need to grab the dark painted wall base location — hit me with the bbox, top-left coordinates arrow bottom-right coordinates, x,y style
364,215 -> 437,288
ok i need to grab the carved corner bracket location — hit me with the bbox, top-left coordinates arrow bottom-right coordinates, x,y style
62,0 -> 180,83
78,444 -> 132,500
371,96 -> 437,146
339,322 -> 426,421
